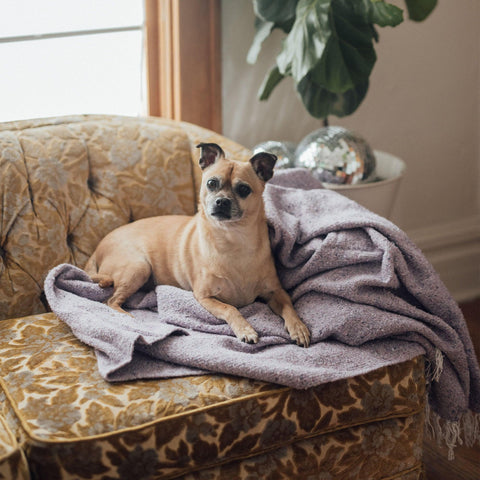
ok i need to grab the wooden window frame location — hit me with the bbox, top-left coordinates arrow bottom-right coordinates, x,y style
145,0 -> 222,133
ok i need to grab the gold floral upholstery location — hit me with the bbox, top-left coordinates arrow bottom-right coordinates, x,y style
0,115 -> 426,479
0,313 -> 425,479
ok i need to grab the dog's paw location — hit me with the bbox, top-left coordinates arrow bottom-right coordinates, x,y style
237,326 -> 259,344
98,279 -> 114,288
288,322 -> 311,348
90,273 -> 114,288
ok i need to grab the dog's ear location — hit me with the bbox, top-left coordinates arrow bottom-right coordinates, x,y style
197,143 -> 225,170
249,152 -> 277,182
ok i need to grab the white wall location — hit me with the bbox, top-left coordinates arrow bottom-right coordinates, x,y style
221,0 -> 480,301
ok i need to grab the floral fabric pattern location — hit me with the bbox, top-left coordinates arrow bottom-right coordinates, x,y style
0,313 -> 425,479
181,415 -> 425,480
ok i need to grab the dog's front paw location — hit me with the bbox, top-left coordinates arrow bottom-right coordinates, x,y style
237,326 -> 259,344
288,321 -> 311,348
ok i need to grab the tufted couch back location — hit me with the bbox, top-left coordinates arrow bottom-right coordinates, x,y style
0,115 -> 251,321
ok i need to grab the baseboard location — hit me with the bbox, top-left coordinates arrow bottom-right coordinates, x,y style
407,215 -> 480,303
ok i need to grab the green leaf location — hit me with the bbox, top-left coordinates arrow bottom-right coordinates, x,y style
404,0 -> 437,22
297,74 -> 369,118
258,65 -> 285,101
249,0 -> 412,119
333,2 -> 373,46
253,0 -> 299,25
247,18 -> 275,64
276,0 -> 332,83
368,1 -> 403,27
310,1 -> 376,93
312,39 -> 376,93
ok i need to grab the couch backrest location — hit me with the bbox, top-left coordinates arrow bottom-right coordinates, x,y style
0,115 -> 251,320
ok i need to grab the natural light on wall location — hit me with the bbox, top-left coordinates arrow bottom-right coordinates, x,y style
0,0 -> 145,122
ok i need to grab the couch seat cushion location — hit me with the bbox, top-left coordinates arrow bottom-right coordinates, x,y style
0,313 -> 425,479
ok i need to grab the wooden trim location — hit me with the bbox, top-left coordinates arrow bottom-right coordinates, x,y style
145,0 -> 160,116
145,0 -> 222,133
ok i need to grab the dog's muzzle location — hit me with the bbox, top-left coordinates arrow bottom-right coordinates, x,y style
211,197 -> 232,220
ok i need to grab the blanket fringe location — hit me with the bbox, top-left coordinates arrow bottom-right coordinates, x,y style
425,348 -> 444,383
424,348 -> 479,460
425,402 -> 480,460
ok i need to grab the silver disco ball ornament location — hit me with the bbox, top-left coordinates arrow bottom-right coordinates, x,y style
294,126 -> 376,185
253,141 -> 296,169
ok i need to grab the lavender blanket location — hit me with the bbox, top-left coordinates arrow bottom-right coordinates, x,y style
45,169 -> 480,435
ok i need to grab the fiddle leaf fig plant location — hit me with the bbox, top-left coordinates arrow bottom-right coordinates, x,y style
248,0 -> 437,120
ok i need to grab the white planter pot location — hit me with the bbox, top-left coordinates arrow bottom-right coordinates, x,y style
322,151 -> 406,219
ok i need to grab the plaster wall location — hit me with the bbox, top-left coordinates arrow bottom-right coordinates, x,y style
221,0 -> 480,299
221,0 -> 479,230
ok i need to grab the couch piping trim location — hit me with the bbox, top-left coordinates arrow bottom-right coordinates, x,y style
0,372 -> 289,444
381,464 -> 423,480
160,410 -> 426,480
0,354 -> 424,445
14,388 -> 425,449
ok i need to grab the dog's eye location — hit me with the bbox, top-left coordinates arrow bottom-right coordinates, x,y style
207,178 -> 219,191
236,184 -> 252,198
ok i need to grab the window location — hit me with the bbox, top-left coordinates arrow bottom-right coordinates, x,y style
0,0 -> 222,132
0,0 -> 145,122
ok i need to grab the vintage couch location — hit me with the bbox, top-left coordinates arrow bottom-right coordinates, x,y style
0,115 -> 426,479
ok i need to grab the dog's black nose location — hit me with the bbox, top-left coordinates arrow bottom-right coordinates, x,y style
211,197 -> 232,220
215,197 -> 231,208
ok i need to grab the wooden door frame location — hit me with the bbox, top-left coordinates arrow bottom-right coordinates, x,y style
145,0 -> 222,133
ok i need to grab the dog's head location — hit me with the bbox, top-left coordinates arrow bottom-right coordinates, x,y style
196,143 -> 276,223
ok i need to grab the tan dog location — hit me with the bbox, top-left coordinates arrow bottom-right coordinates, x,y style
85,143 -> 310,347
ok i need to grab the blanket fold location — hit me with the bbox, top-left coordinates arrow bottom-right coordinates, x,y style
45,168 -> 480,457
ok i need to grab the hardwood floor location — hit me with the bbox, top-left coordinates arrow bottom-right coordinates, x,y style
423,298 -> 480,480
